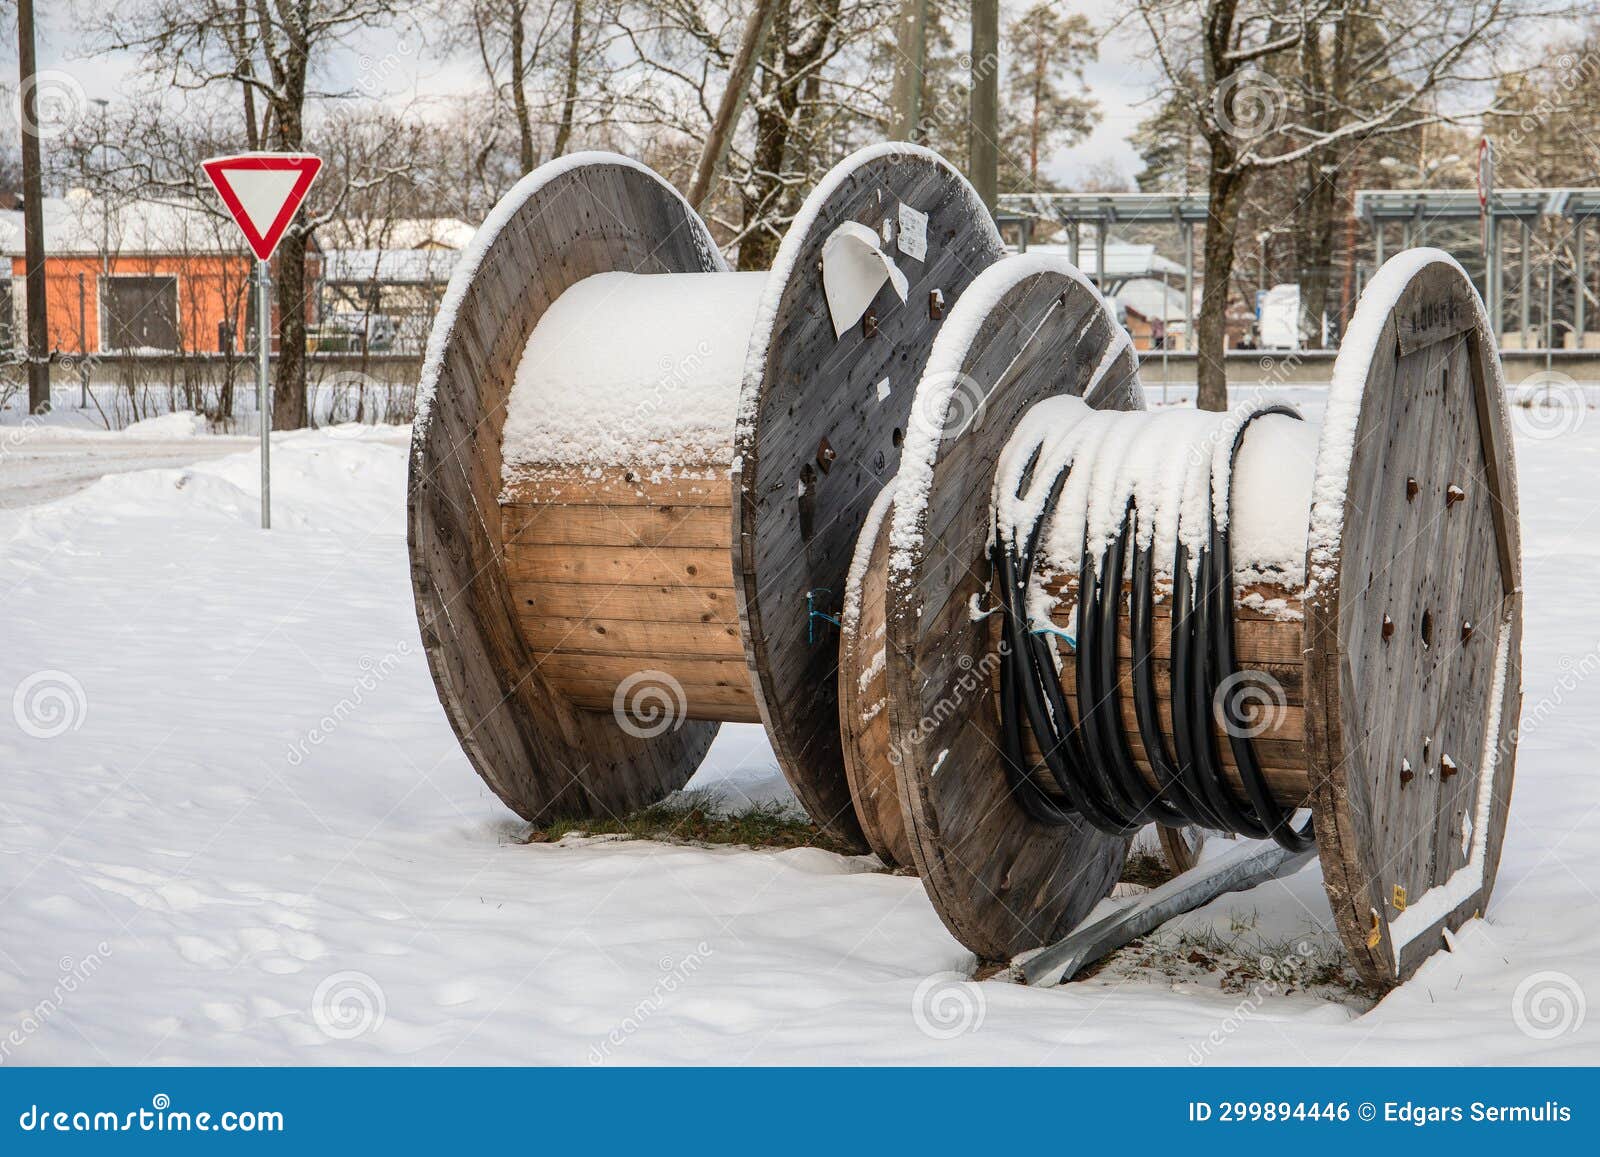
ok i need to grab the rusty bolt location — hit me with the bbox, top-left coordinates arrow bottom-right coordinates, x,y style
1461,620 -> 1474,643
862,310 -> 879,338
1446,484 -> 1466,508
815,436 -> 836,473
1400,760 -> 1415,787
929,288 -> 946,320
1382,614 -> 1395,641
1406,477 -> 1420,502
1441,754 -> 1459,780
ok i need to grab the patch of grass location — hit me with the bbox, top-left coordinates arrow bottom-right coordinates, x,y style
1119,849 -> 1175,889
1084,918 -> 1380,1006
519,790 -> 865,857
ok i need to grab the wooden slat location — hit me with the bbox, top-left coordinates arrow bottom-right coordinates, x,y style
519,616 -> 745,661
503,502 -> 732,549
505,543 -> 732,588
515,582 -> 740,625
501,468 -> 732,508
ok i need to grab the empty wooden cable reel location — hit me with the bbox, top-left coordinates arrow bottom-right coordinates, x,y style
842,249 -> 1522,988
408,144 -> 1004,837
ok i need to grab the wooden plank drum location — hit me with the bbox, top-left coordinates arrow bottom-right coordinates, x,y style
856,248 -> 1522,988
410,139 -> 1519,990
408,144 -> 1004,838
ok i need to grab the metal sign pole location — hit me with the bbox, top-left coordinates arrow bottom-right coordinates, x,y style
257,257 -> 271,529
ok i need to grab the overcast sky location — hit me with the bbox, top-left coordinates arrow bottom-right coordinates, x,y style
3,2 -> 1167,191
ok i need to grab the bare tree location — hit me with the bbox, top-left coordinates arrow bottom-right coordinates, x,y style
96,0 -> 408,429
1130,0 -> 1557,409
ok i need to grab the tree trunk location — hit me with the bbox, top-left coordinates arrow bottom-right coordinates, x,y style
235,0 -> 259,150
737,51 -> 790,272
552,0 -> 583,157
267,27 -> 310,430
17,0 -> 51,414
734,0 -> 841,270
511,0 -> 535,171
689,0 -> 779,210
1297,165 -> 1339,349
273,229 -> 310,430
1197,165 -> 1245,411
889,0 -> 928,141
968,0 -> 999,209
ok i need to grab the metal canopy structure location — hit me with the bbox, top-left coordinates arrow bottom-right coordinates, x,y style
998,193 -> 1208,351
1001,186 -> 1600,347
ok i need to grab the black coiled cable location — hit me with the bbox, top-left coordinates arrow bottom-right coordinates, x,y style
993,407 -> 1314,852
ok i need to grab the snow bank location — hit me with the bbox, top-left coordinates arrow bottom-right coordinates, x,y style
1,419 -> 1593,1063
500,271 -> 767,480
121,410 -> 211,438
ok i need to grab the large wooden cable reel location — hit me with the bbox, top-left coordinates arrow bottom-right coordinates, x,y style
862,250 -> 1520,988
1307,252 -> 1521,985
408,145 -> 1003,832
852,254 -> 1146,950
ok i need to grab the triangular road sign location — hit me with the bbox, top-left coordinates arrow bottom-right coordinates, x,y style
202,153 -> 322,262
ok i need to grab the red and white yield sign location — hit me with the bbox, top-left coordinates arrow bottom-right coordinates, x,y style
201,153 -> 322,261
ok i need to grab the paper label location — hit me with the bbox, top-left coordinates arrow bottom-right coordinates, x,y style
897,202 -> 928,262
821,221 -> 910,339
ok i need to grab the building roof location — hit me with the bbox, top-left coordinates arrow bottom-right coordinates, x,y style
0,193 -> 475,259
322,248 -> 462,284
1116,277 -> 1190,326
1023,240 -> 1186,280
0,191 -> 244,257
320,217 -> 476,250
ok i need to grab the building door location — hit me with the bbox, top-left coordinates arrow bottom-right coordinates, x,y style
101,275 -> 180,352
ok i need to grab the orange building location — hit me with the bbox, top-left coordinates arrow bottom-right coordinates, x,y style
1,191 -> 317,357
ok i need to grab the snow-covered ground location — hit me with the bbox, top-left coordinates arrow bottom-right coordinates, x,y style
1,390 -> 1597,1064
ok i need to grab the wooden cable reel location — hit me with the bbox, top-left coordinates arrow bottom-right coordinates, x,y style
408,145 -> 1003,835
848,249 -> 1521,988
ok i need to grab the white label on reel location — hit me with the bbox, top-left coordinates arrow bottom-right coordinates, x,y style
897,202 -> 928,262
